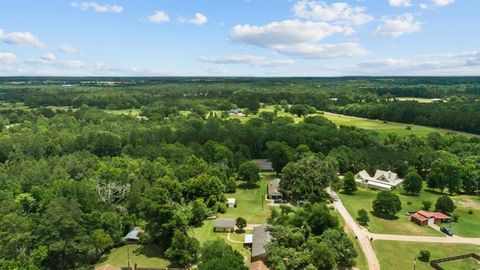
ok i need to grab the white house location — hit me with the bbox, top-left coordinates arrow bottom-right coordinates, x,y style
354,169 -> 404,190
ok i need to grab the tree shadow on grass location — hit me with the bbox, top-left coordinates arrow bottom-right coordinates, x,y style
370,211 -> 399,221
424,189 -> 446,196
238,182 -> 260,190
134,244 -> 167,258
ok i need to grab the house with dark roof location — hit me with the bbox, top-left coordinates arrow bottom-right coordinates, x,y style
214,218 -> 235,232
411,210 -> 451,226
251,225 -> 272,262
124,227 -> 144,244
267,179 -> 283,200
252,159 -> 273,172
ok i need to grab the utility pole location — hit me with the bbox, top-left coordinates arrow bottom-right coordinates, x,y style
413,257 -> 416,270
127,246 -> 131,270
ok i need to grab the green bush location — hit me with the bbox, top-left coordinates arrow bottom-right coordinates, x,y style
418,250 -> 431,262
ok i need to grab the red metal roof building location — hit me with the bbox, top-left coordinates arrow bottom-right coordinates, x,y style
411,210 -> 451,226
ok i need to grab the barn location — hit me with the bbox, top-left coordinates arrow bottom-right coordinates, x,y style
410,210 -> 451,226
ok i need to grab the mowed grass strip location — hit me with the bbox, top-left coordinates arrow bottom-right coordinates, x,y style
439,257 -> 480,270
373,241 -> 480,270
96,244 -> 170,269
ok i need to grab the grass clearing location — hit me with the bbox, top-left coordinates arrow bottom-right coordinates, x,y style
96,245 -> 170,269
396,97 -> 436,103
219,172 -> 276,224
373,241 -> 480,270
339,186 -> 480,237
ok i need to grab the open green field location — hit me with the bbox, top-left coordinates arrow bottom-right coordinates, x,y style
440,257 -> 480,270
96,245 -> 170,269
396,97 -> 436,103
339,186 -> 480,237
221,105 -> 478,137
373,241 -> 480,270
218,172 -> 276,224
321,111 -> 476,137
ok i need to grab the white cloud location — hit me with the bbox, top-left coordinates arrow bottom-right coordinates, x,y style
355,51 -> 480,75
0,52 -> 19,64
273,42 -> 367,58
41,52 -> 57,61
179,13 -> 208,26
71,2 -> 123,13
293,0 -> 373,26
420,3 -> 429,9
374,13 -> 422,37
389,0 -> 412,7
432,0 -> 455,7
59,44 -> 79,54
230,19 -> 366,58
0,28 -> 44,47
147,10 -> 170,24
231,20 -> 344,47
197,55 -> 294,66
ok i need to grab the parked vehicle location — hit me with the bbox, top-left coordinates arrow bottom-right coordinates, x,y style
273,199 -> 285,204
440,226 -> 453,236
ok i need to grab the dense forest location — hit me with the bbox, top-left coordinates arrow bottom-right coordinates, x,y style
0,77 -> 479,269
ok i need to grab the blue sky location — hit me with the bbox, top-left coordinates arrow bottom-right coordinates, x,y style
0,0 -> 479,76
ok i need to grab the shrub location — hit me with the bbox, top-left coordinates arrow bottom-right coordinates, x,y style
452,213 -> 460,222
422,200 -> 432,211
406,126 -> 412,130
357,209 -> 370,226
468,209 -> 473,215
418,250 -> 431,262
435,196 -> 455,214
407,201 -> 412,205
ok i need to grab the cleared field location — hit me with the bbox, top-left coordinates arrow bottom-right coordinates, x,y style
96,245 -> 169,269
322,111 -> 476,137
373,241 -> 480,270
339,186 -> 480,237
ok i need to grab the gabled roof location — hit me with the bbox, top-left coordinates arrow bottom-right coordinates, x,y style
417,210 -> 450,220
252,225 -> 272,258
214,218 -> 235,228
249,260 -> 270,270
252,159 -> 273,171
355,170 -> 372,180
124,227 -> 143,240
373,170 -> 398,184
411,212 -> 428,222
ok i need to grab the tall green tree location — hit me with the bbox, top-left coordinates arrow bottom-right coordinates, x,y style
342,171 -> 357,194
237,162 -> 260,186
198,240 -> 247,270
165,231 -> 200,268
266,141 -> 293,175
403,167 -> 423,195
372,191 -> 402,217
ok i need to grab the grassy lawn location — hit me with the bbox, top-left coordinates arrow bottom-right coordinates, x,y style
219,172 -> 276,224
440,257 -> 480,270
190,220 -> 251,263
339,186 -> 480,237
373,241 -> 480,270
96,245 -> 170,269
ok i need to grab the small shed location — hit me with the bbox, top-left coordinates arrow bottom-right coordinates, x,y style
124,227 -> 144,244
227,198 -> 237,208
214,218 -> 235,232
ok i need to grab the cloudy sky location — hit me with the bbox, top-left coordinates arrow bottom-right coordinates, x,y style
0,0 -> 479,76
